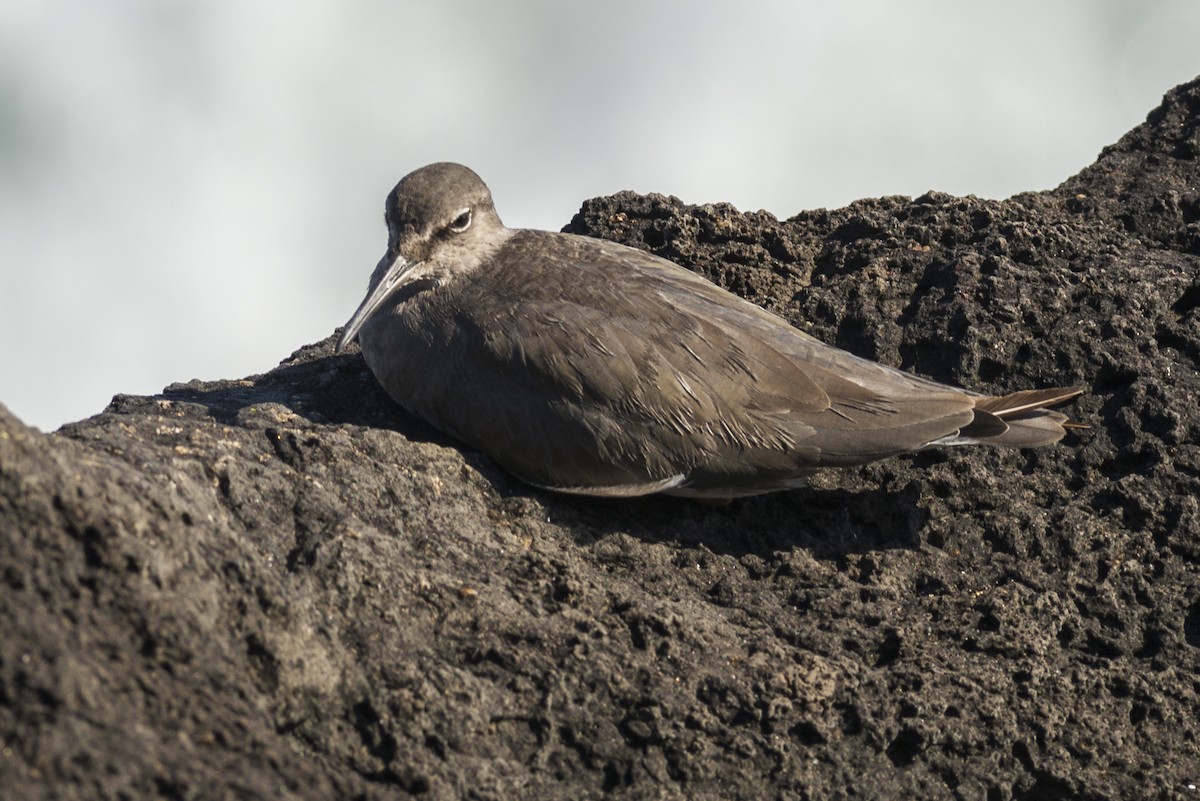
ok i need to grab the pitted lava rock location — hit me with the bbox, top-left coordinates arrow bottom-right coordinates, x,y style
3,79 -> 1199,800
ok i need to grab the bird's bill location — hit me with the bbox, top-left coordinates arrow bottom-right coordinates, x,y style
336,253 -> 417,352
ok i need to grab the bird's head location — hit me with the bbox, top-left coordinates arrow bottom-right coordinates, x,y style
337,162 -> 507,352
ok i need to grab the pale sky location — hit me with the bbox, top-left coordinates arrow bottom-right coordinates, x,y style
1,1 -> 1197,431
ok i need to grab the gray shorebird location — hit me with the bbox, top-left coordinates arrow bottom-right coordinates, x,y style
337,162 -> 1081,499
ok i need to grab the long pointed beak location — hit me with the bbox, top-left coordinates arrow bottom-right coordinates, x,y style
336,253 -> 418,353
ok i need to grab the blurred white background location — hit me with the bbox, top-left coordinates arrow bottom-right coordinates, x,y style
1,1 -> 1197,431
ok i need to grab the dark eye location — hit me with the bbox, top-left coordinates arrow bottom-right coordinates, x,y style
449,208 -> 472,233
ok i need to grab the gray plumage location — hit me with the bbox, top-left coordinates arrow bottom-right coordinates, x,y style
337,163 -> 1081,499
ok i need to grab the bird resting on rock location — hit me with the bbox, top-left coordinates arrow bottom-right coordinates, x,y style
338,162 -> 1081,499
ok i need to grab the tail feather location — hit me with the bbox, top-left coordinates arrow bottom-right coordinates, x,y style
974,387 -> 1084,417
932,386 -> 1084,449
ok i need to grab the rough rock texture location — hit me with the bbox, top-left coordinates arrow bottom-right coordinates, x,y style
3,79 -> 1200,800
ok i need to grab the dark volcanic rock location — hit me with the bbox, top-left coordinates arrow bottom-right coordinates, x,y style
3,79 -> 1200,801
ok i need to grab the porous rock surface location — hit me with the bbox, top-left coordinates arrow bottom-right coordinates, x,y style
3,79 -> 1199,800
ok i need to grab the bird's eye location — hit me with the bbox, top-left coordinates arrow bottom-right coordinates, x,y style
449,208 -> 472,233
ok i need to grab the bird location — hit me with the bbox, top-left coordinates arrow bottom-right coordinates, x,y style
336,162 -> 1081,499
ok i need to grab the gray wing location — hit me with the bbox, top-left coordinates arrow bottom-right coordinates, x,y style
443,232 -> 979,496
